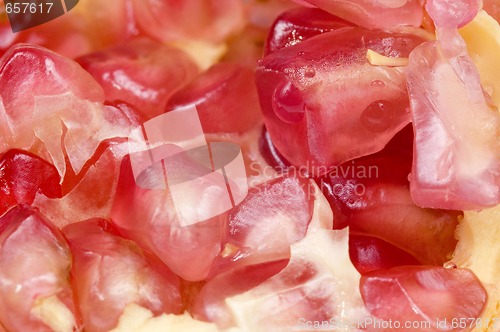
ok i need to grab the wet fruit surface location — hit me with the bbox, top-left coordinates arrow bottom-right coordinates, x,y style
0,0 -> 497,331
255,27 -> 428,169
0,206 -> 78,332
63,219 -> 182,332
361,266 -> 487,331
0,149 -> 61,216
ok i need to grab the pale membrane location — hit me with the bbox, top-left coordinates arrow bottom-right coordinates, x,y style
452,206 -> 500,332
459,10 -> 500,110
222,183 -> 367,331
454,10 -> 500,331
108,182 -> 367,332
109,304 -> 219,332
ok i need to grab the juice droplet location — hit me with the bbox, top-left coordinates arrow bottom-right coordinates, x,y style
371,80 -> 385,87
360,100 -> 396,132
443,261 -> 457,269
304,69 -> 316,78
272,80 -> 306,124
297,51 -> 305,56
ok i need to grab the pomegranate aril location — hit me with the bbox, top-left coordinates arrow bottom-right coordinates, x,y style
265,7 -> 354,55
32,140 -> 129,229
63,219 -> 182,332
349,234 -> 421,275
0,149 -> 61,216
360,266 -> 487,331
316,127 -> 460,265
166,62 -> 262,134
194,229 -> 369,331
255,27 -> 427,170
111,154 -> 227,281
0,44 -> 132,186
77,38 -> 199,120
258,126 -> 291,170
192,260 -> 289,328
131,0 -> 245,44
0,206 -> 78,332
0,0 -> 135,59
293,0 -> 423,30
406,31 -> 500,210
209,174 -> 314,276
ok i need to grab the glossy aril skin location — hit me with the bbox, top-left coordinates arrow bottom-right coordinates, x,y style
317,126 -> 461,265
111,155 -> 228,281
194,229 -> 369,331
293,0 -> 423,29
0,44 -> 132,186
0,0 -> 136,59
258,126 -> 291,170
0,149 -> 61,216
349,234 -> 421,275
426,0 -> 480,28
28,99 -> 141,229
192,260 -> 289,328
32,140 -> 131,228
261,125 -> 435,269
0,206 -> 78,332
265,7 -> 354,55
166,62 -> 262,133
0,0 -> 494,329
209,175 -> 314,276
256,27 -> 428,170
406,15 -> 500,210
63,219 -> 182,332
77,38 -> 199,120
361,266 -> 487,331
131,0 -> 245,44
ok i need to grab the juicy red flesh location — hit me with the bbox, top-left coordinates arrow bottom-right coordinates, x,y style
0,149 -> 61,216
192,260 -> 289,328
0,0 -> 135,59
195,229 -> 367,331
294,0 -> 423,30
0,206 -> 78,332
77,38 -> 199,120
33,140 -> 130,229
0,43 -> 132,189
209,174 -> 314,276
316,127 -> 460,265
361,266 -> 487,331
111,155 -> 227,281
426,0 -> 480,29
63,219 -> 182,332
166,62 -> 262,133
0,1 -> 492,329
265,7 -> 354,55
258,126 -> 291,170
131,0 -> 245,44
349,234 -> 421,275
406,32 -> 500,210
256,27 -> 427,170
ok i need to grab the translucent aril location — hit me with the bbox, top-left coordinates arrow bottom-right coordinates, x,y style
360,100 -> 396,132
272,80 -> 306,124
